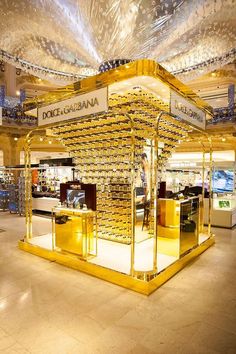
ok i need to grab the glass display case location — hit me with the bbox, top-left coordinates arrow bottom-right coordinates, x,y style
204,194 -> 236,228
32,166 -> 73,213
0,189 -> 9,211
0,168 -> 25,214
213,195 -> 236,210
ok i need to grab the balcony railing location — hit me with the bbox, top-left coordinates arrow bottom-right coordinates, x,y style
1,106 -> 37,127
207,105 -> 236,125
1,104 -> 235,128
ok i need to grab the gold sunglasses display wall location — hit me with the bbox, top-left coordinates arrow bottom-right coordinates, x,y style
52,88 -> 191,249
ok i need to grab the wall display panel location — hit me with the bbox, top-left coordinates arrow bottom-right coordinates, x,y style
52,88 -> 191,245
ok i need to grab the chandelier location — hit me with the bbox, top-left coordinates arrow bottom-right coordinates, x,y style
0,0 -> 235,83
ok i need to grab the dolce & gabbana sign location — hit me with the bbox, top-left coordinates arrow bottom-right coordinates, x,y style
38,87 -> 108,126
170,91 -> 206,130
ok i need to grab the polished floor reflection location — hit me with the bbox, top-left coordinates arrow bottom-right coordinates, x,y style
29,232 -> 178,274
0,213 -> 236,353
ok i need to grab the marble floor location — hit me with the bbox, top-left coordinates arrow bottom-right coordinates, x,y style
0,213 -> 236,353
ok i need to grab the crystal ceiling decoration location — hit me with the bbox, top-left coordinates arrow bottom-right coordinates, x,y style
0,0 -> 235,83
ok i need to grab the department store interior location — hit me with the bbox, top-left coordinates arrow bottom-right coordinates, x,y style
0,1 -> 235,353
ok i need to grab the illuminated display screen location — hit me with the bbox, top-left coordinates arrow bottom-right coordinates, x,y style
66,189 -> 85,207
212,169 -> 234,193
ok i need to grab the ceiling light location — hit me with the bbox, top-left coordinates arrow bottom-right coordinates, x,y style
211,72 -> 216,77
14,137 -> 18,141
39,137 -> 43,142
16,90 -> 20,96
48,140 -> 52,144
221,138 -> 226,142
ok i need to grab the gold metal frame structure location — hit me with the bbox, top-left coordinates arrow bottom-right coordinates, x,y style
24,59 -> 213,114
19,59 -> 215,294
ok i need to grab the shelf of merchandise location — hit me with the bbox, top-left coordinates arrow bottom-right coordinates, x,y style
52,89 -> 191,245
0,189 -> 9,211
0,170 -> 15,186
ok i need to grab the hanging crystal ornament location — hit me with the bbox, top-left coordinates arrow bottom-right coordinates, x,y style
99,59 -> 132,72
0,49 -> 97,84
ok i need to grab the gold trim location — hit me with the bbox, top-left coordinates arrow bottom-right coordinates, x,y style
18,236 -> 214,295
23,59 -> 213,116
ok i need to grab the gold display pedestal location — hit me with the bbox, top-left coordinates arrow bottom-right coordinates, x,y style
18,236 -> 214,295
53,207 -> 97,260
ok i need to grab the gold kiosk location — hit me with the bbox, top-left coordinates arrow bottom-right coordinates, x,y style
19,59 -> 214,295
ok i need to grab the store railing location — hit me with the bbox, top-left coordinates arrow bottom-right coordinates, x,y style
1,106 -> 37,127
1,104 -> 235,128
207,105 -> 236,125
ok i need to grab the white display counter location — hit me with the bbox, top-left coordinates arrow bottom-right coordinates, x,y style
32,197 -> 59,212
204,197 -> 236,228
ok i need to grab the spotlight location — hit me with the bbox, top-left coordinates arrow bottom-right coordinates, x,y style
39,137 -> 43,142
48,140 -> 52,144
221,137 -> 226,142
16,90 -> 20,96
14,137 -> 18,141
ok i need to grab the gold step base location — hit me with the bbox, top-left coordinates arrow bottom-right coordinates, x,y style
18,237 -> 214,295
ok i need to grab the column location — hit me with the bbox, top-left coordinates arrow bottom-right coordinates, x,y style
5,63 -> 17,97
